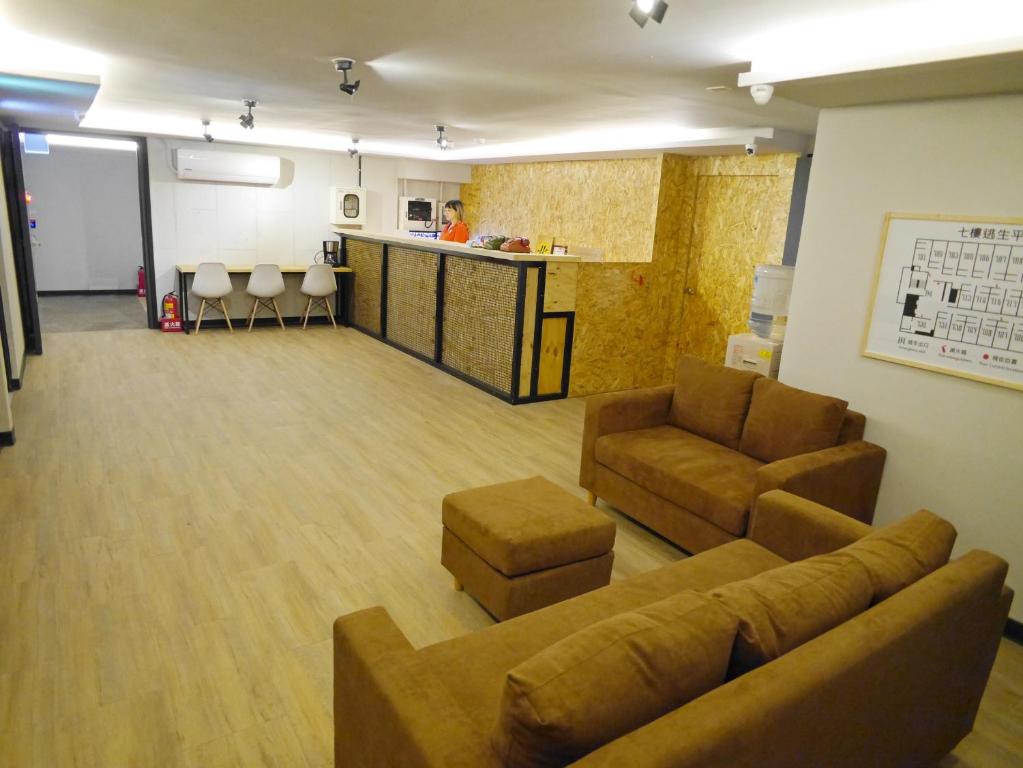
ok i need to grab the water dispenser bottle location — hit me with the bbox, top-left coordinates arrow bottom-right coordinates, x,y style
748,265 -> 794,341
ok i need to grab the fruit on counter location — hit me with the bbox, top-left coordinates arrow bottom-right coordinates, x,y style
478,236 -> 507,250
499,237 -> 531,253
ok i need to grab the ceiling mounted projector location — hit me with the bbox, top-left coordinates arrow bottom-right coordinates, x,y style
630,0 -> 668,28
750,84 -> 775,105
333,57 -> 361,96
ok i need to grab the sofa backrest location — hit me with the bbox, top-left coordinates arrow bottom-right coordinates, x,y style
837,409 -> 866,444
669,355 -> 867,458
572,550 -> 1012,768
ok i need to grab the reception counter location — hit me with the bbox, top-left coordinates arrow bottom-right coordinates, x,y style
335,231 -> 580,404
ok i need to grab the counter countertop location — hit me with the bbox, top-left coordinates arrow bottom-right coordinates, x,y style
176,264 -> 352,273
333,230 -> 582,263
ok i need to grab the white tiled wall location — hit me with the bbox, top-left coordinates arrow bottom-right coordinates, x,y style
148,138 -> 358,297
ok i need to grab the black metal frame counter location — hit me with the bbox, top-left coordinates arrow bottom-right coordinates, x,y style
338,232 -> 579,404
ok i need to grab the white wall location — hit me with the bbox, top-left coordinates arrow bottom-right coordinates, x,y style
22,144 -> 144,291
781,94 -> 1023,621
147,138 -> 471,304
0,147 -> 25,381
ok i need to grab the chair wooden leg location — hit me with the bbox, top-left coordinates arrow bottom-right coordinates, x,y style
195,298 -> 207,334
271,298 -> 285,330
221,299 -> 234,333
586,491 -> 597,506
323,296 -> 337,328
302,296 -> 313,329
453,577 -> 463,592
247,298 -> 259,332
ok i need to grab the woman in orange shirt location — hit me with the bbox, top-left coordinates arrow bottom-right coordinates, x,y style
439,199 -> 469,243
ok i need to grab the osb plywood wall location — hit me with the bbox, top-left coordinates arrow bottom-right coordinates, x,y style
460,159 -> 661,263
462,153 -> 799,396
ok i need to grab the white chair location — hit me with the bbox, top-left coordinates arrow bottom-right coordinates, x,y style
191,262 -> 234,334
245,264 -> 286,331
300,264 -> 338,329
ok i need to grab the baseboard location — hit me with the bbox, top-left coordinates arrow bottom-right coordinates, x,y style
38,289 -> 138,296
1005,618 -> 1023,646
186,315 -> 338,330
0,428 -> 14,447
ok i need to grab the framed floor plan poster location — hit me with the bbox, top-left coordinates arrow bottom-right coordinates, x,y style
863,213 -> 1023,391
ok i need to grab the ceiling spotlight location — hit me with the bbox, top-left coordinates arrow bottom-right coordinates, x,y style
201,119 -> 214,142
348,137 -> 359,157
333,57 -> 361,96
239,99 -> 256,129
749,83 -> 775,105
436,124 -> 449,150
629,0 -> 668,28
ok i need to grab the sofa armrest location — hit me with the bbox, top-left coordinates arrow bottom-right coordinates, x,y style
579,385 -> 675,490
334,608 -> 492,768
754,440 -> 887,525
748,490 -> 873,562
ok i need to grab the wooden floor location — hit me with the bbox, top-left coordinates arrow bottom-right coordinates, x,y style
0,328 -> 1019,766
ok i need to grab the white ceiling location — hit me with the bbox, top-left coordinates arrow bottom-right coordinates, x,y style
0,0 -> 1021,160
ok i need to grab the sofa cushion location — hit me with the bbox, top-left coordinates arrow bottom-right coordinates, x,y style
841,509 -> 957,602
668,355 -> 760,450
491,591 -> 738,768
739,378 -> 849,463
595,426 -> 762,536
710,551 -> 872,675
419,539 -> 786,735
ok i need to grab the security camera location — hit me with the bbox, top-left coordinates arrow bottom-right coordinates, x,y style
333,57 -> 361,96
749,83 -> 774,105
745,143 -> 759,157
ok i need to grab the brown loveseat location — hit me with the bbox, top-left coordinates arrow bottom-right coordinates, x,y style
580,355 -> 887,554
333,491 -> 1011,767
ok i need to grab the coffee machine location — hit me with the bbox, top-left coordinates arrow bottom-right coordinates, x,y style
321,239 -> 341,266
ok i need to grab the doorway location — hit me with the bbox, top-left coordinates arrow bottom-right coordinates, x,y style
677,174 -> 785,363
19,131 -> 155,332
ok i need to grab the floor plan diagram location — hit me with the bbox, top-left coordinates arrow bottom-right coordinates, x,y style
864,215 -> 1023,390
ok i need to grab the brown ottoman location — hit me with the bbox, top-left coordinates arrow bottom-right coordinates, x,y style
441,476 -> 616,621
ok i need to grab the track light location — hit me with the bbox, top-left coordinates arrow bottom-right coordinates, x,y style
629,0 -> 668,27
348,138 -> 359,157
201,119 -> 214,142
333,58 -> 361,96
239,99 -> 256,130
436,124 -> 449,150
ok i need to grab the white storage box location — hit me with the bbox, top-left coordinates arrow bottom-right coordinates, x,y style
725,333 -> 783,378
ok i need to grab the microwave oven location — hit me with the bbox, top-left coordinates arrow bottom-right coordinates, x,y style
398,197 -> 438,231
330,187 -> 367,227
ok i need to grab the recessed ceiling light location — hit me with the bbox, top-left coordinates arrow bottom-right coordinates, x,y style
705,85 -> 731,92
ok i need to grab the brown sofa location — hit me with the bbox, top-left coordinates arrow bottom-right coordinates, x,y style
333,491 -> 1012,767
580,355 -> 887,554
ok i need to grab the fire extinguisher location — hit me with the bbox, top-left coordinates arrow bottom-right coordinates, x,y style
162,292 -> 180,320
160,291 -> 183,333
136,266 -> 146,297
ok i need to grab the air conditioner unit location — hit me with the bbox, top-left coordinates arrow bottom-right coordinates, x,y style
175,148 -> 281,185
330,186 -> 367,226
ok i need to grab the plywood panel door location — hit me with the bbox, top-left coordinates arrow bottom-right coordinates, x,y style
678,175 -> 784,364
